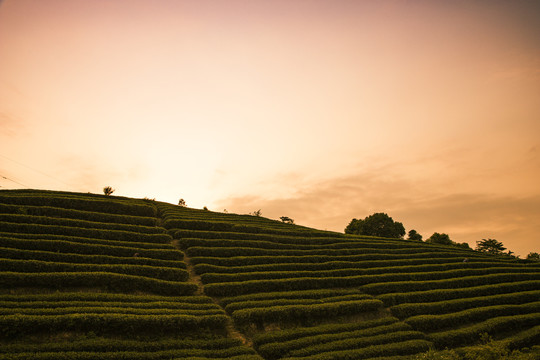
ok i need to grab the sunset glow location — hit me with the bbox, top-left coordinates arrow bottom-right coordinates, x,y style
1,0 -> 539,255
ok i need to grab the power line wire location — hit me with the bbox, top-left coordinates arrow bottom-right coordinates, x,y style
0,173 -> 30,188
0,153 -> 71,187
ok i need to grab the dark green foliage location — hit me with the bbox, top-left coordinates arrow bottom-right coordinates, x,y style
0,193 -> 156,217
361,273 -> 540,296
527,252 -> 540,261
390,290 -> 540,318
408,229 -> 423,241
426,233 -> 452,245
0,313 -> 228,338
232,299 -> 383,325
0,213 -> 165,234
344,213 -> 405,239
427,313 -> 540,348
281,339 -> 432,360
0,258 -> 189,281
256,321 -> 411,360
0,203 -> 157,226
476,238 -> 507,255
405,301 -> 540,332
0,272 -> 197,295
379,280 -> 540,307
0,221 -> 172,243
0,236 -> 183,261
0,246 -> 185,268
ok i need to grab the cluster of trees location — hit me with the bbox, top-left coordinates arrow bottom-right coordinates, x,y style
345,213 -> 538,258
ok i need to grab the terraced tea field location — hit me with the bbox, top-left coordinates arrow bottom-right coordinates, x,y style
1,189 -> 539,359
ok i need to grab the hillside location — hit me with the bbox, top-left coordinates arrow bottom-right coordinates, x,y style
0,189 -> 539,359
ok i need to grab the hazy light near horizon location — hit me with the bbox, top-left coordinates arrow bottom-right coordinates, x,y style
1,0 -> 539,256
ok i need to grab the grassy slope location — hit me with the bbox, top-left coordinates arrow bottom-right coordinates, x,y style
1,189 -> 539,360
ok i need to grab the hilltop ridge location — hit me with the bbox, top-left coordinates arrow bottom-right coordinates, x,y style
1,189 -> 539,359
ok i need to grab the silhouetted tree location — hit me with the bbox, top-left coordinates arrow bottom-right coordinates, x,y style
178,198 -> 186,207
407,229 -> 423,241
203,206 -> 209,211
345,213 -> 405,239
426,232 -> 452,245
526,252 -> 539,261
251,209 -> 262,217
103,186 -> 114,196
280,216 -> 294,224
476,238 -> 506,255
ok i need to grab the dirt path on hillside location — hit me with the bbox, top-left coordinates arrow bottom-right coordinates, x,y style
173,241 -> 251,346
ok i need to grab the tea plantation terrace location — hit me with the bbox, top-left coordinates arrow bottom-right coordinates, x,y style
0,189 -> 539,359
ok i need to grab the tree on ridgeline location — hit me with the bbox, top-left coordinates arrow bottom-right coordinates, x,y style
475,238 -> 506,255
280,216 -> 294,224
527,252 -> 540,261
425,232 -> 452,245
178,198 -> 186,207
407,229 -> 423,241
345,213 -> 405,239
103,186 -> 114,196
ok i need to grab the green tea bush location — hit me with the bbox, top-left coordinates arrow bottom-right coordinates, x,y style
0,246 -> 185,268
379,281 -> 540,306
0,203 -> 157,226
0,237 -> 184,260
0,194 -> 156,217
0,259 -> 189,282
390,290 -> 540,318
0,272 -> 197,295
232,299 -> 383,325
257,322 -> 411,360
0,214 -> 165,234
0,222 -> 172,243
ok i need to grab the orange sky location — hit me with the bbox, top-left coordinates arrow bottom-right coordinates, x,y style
1,0 -> 539,256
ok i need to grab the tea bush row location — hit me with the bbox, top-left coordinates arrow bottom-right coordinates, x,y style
284,330 -> 426,358
0,246 -> 185,268
0,272 -> 197,295
378,280 -> 540,306
253,317 -> 399,346
0,233 -> 174,250
0,349 -> 263,360
0,336 -> 242,353
280,339 -> 432,360
256,321 -> 410,359
0,194 -> 156,217
427,313 -> 540,348
0,203 -> 157,226
172,229 -> 350,245
0,312 -> 229,338
191,251 -> 471,267
0,292 -> 212,304
178,237 -> 431,251
232,299 -> 383,325
0,221 -> 172,243
390,290 -> 540,318
0,300 -> 220,310
186,246 -> 460,258
193,257 -> 494,275
220,288 -> 364,307
0,306 -> 225,316
0,214 -> 164,234
0,259 -> 189,282
165,219 -> 335,237
199,264 -> 534,284
224,294 -> 374,313
406,301 -> 540,331
204,271 -> 540,297
361,273 -> 540,296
